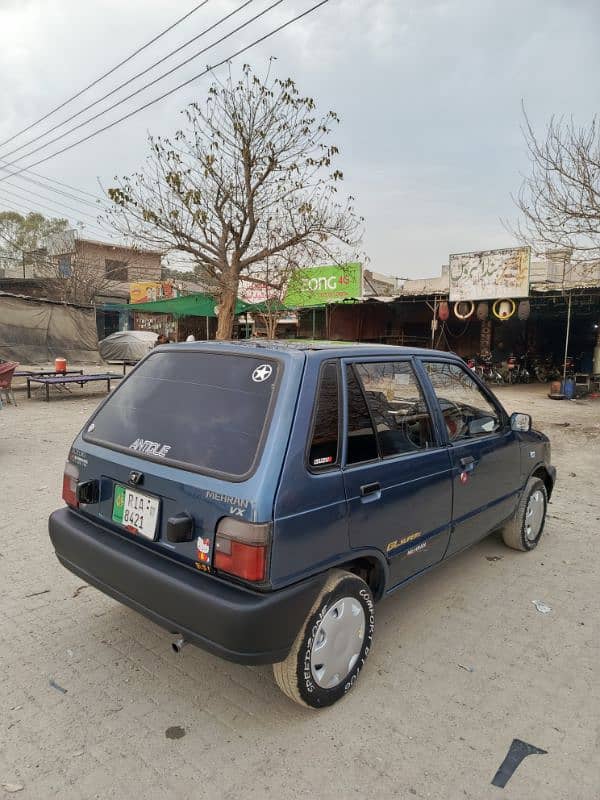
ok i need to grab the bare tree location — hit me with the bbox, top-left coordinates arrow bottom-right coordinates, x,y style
33,251 -> 125,305
514,108 -> 600,266
105,63 -> 362,339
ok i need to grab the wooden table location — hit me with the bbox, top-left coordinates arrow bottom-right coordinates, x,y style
27,373 -> 123,401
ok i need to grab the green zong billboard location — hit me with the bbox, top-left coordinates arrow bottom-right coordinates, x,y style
284,263 -> 362,308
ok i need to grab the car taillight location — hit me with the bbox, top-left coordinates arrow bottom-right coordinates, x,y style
62,461 -> 79,508
214,518 -> 270,583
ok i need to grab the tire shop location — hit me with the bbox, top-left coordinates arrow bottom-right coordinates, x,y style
296,247 -> 600,390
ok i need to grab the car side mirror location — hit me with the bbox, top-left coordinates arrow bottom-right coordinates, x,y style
468,416 -> 498,436
511,412 -> 532,432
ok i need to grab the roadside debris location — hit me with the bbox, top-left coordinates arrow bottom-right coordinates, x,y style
72,584 -> 89,598
491,738 -> 547,788
457,664 -> 474,672
1,784 -> 24,794
24,589 -> 50,598
165,726 -> 186,740
49,679 -> 67,694
486,556 -> 503,562
532,600 -> 552,614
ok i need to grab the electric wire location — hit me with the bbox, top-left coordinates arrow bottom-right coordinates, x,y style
0,184 -> 102,223
0,0 -> 257,161
0,199 -> 109,241
0,0 -> 330,184
0,0 -> 287,170
1,177 -> 103,210
0,0 -> 212,150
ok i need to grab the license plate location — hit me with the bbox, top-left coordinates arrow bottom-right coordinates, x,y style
112,484 -> 159,540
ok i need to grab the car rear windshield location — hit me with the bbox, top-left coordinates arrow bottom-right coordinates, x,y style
84,351 -> 281,479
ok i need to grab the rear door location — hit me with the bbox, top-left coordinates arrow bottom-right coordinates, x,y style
420,359 -> 522,556
341,357 -> 453,588
76,349 -> 283,571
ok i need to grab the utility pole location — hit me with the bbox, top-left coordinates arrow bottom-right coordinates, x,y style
431,296 -> 438,348
562,290 -> 572,387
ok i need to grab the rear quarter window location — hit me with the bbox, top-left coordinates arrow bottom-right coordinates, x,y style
84,351 -> 281,479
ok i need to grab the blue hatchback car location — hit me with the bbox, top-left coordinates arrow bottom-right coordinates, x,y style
49,342 -> 555,708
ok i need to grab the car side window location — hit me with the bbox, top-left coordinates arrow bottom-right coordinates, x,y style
346,365 -> 379,464
424,362 -> 501,442
308,361 -> 340,470
354,361 -> 436,456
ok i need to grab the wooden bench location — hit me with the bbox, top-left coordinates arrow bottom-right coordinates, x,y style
105,359 -> 140,375
15,368 -> 84,378
27,373 -> 123,401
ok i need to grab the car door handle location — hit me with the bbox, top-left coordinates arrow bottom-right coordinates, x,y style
360,482 -> 381,499
460,456 -> 476,469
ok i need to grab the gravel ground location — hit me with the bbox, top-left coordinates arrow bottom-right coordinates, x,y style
1,376 -> 599,799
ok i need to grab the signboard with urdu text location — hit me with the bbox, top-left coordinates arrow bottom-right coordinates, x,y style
284,263 -> 362,308
449,247 -> 530,302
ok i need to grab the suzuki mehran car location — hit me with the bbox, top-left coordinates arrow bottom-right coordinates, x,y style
49,342 -> 555,708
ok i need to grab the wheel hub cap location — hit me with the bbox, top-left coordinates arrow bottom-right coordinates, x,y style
525,490 -> 544,541
310,597 -> 366,689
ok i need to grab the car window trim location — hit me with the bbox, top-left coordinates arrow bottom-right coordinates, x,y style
340,356 -> 446,467
417,357 -> 510,445
305,359 -> 342,474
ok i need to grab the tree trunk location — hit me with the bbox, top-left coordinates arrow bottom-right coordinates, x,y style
264,313 -> 278,339
216,281 -> 239,340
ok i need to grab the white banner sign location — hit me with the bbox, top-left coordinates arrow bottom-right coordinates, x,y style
449,247 -> 530,302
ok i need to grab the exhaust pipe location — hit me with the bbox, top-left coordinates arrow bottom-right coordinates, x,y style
171,637 -> 187,654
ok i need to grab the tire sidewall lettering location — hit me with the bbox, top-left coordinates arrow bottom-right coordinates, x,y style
297,576 -> 375,708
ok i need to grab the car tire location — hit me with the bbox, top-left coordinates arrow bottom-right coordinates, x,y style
272,569 -> 374,709
502,477 -> 548,551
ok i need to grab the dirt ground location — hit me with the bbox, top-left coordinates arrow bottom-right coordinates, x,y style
1,375 -> 599,799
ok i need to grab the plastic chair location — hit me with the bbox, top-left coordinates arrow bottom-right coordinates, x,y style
0,361 -> 19,406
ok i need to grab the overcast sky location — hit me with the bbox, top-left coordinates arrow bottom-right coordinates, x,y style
1,0 -> 599,277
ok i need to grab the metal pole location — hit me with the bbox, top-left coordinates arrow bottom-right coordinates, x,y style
562,291 -> 572,387
206,315 -> 209,340
312,307 -> 316,339
431,297 -> 437,348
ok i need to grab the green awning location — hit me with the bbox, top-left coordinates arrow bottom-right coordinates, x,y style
124,293 -> 250,317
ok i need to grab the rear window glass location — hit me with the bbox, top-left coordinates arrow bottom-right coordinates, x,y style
84,351 -> 280,478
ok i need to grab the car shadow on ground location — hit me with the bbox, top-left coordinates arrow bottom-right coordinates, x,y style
72,531 -> 511,725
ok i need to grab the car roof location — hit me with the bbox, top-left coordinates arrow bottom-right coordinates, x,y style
159,339 -> 458,361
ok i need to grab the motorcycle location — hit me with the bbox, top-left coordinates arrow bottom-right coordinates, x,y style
475,354 -> 504,384
505,354 -> 531,384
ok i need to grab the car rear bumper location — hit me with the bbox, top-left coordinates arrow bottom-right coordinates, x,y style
49,507 -> 326,665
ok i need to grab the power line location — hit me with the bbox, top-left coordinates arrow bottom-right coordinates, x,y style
2,176 -> 103,210
0,159 -> 103,202
0,0 -> 329,183
0,184 -> 102,223
0,190 -> 113,236
0,0 -> 257,161
0,195 -> 111,240
1,0 -> 286,169
0,0 -> 212,151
